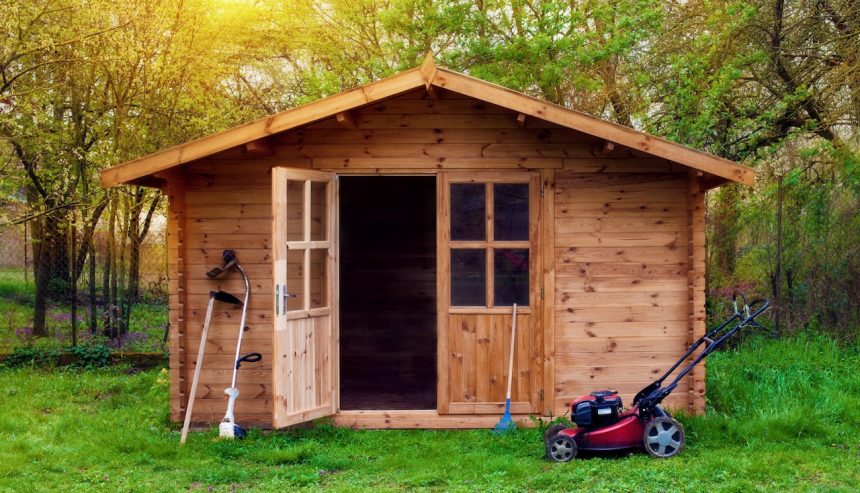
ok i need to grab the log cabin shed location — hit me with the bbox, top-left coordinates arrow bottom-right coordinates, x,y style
101,55 -> 754,429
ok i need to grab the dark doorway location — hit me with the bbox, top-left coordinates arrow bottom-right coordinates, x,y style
339,176 -> 437,410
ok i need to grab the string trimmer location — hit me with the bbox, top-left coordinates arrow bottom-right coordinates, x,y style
207,250 -> 262,439
180,289 -> 242,444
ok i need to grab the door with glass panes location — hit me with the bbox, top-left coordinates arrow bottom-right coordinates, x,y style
272,167 -> 337,428
437,171 -> 543,414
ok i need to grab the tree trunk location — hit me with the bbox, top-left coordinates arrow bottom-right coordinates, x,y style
127,192 -> 159,302
30,208 -> 71,336
711,185 -> 740,281
104,194 -> 117,337
88,241 -> 97,334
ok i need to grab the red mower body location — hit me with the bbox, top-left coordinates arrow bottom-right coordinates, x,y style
559,391 -> 646,451
558,409 -> 644,451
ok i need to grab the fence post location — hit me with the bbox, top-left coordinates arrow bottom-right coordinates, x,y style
775,173 -> 783,336
71,207 -> 77,347
23,220 -> 28,284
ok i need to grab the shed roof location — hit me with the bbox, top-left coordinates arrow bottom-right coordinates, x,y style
100,55 -> 754,188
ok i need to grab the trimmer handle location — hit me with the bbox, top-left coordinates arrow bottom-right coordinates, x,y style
236,352 -> 262,369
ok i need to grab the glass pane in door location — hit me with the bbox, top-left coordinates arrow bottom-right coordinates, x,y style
287,180 -> 305,242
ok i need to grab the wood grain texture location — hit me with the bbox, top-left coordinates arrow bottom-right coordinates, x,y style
104,61 -> 754,187
552,168 -> 697,415
164,88 -> 714,427
687,172 -> 707,414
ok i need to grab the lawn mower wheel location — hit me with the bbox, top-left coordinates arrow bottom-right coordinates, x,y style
642,416 -> 685,458
544,423 -> 568,442
546,434 -> 577,462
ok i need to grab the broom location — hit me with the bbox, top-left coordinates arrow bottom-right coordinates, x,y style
493,303 -> 517,434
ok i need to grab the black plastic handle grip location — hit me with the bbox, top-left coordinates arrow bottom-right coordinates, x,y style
236,352 -> 263,369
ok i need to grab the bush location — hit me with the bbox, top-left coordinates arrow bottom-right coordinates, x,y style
68,344 -> 112,369
1,346 -> 59,367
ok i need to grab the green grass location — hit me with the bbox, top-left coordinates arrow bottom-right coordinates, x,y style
1,335 -> 859,492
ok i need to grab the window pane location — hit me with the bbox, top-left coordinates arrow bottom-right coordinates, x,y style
287,180 -> 305,241
451,249 -> 486,306
494,183 -> 529,241
310,181 -> 327,241
450,183 -> 485,241
309,249 -> 327,309
494,249 -> 529,306
286,249 -> 305,311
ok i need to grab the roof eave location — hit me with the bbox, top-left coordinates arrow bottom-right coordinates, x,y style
100,55 -> 754,188
426,67 -> 755,187
100,67 -> 427,187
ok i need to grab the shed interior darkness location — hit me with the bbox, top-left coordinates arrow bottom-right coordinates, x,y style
339,176 -> 437,410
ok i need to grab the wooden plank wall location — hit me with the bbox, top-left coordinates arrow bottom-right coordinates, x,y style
552,167 -> 695,414
165,88 -> 707,425
446,313 -> 535,414
168,161 -> 281,426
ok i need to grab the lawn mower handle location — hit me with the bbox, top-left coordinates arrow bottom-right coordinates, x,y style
634,297 -> 771,415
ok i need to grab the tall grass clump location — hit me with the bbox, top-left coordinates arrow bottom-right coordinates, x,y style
697,333 -> 860,448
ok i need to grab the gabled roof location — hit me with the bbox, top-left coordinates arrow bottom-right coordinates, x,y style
100,55 -> 754,187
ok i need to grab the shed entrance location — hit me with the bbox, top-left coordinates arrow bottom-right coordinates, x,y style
339,176 -> 437,410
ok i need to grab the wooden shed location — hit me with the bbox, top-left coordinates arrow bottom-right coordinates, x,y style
101,56 -> 754,429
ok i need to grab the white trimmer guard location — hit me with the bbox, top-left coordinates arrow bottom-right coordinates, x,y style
219,387 -> 241,439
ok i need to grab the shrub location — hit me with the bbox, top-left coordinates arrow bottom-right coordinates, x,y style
68,344 -> 112,369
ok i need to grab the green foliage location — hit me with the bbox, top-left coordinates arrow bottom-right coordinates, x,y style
68,344 -> 112,369
1,336 -> 859,491
1,346 -> 60,368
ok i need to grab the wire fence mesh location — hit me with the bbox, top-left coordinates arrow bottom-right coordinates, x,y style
0,208 -> 168,353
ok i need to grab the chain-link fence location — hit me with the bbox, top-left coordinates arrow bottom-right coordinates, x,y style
0,207 -> 168,353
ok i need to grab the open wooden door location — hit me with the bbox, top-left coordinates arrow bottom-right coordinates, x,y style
272,167 -> 338,428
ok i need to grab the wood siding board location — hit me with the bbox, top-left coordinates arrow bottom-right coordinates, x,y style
552,169 -> 694,415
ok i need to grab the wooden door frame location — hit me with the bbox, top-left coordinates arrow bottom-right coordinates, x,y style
436,170 -> 543,414
333,172 -> 439,413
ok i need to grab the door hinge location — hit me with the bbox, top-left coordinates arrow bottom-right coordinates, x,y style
540,288 -> 544,300
539,389 -> 544,401
540,184 -> 545,198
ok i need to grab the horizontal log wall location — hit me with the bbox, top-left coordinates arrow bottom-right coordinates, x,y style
552,168 -> 696,414
166,88 -> 706,426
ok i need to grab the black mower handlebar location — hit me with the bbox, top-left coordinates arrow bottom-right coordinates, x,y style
634,293 -> 770,416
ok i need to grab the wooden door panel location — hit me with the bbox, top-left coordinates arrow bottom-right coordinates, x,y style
272,167 -> 337,428
446,313 -> 534,412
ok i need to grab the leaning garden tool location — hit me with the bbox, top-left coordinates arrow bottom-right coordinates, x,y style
207,250 -> 262,439
180,289 -> 243,444
494,303 -> 518,434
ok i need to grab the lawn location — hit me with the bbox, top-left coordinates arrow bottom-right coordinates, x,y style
1,335 -> 858,492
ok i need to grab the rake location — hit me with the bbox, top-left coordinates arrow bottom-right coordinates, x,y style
494,303 -> 517,434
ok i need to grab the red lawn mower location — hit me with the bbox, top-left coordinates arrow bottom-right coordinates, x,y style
545,294 -> 770,461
